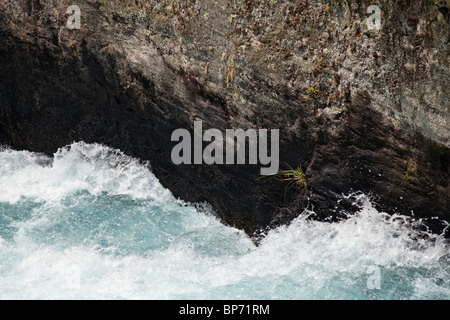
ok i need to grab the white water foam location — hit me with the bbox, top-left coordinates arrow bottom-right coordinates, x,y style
0,142 -> 173,204
0,142 -> 448,299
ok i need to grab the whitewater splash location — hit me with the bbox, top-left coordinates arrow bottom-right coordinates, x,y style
0,142 -> 448,299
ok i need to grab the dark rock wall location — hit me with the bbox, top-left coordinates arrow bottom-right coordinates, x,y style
0,0 -> 448,237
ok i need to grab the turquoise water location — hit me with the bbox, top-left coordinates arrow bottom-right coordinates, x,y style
0,142 -> 449,299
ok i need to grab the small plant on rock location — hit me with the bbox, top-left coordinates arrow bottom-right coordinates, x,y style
307,87 -> 320,99
258,163 -> 308,198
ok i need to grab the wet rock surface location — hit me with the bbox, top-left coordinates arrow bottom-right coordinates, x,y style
0,0 -> 448,237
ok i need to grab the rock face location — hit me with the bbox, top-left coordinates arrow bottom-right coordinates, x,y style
0,0 -> 449,237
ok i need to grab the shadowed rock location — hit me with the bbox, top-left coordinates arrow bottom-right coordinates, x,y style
0,0 -> 448,238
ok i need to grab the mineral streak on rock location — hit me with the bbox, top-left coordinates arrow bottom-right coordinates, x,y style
0,0 -> 448,237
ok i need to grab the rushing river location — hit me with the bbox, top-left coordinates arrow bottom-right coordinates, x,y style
0,142 -> 448,299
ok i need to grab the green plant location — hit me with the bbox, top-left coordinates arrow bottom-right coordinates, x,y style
258,163 -> 308,198
307,87 -> 320,99
226,54 -> 236,88
338,106 -> 349,115
278,164 -> 307,195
